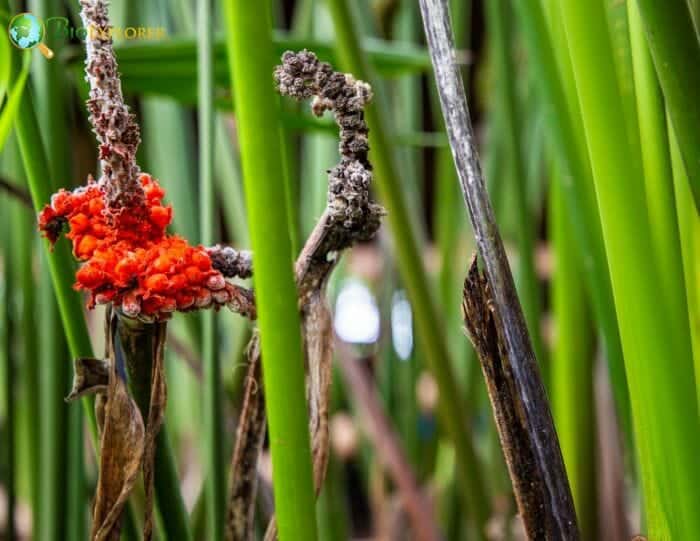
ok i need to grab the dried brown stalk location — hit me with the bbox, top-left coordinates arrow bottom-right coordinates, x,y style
70,309 -> 145,541
225,50 -> 383,541
420,1 -> 579,538
462,257 -> 551,538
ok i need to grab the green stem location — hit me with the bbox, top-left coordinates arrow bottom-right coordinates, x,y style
550,159 -> 597,539
513,0 -> 631,441
668,122 -> 700,402
154,428 -> 193,540
30,0 -> 76,536
198,0 -> 224,538
1,206 -> 16,541
223,2 -> 319,539
627,0 -> 688,353
560,2 -> 700,537
485,0 -> 543,364
325,0 -> 489,533
634,0 -> 700,210
4,137 -> 40,540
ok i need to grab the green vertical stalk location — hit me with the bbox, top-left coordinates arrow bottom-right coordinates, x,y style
14,88 -> 96,423
392,1 -> 423,223
550,159 -> 597,539
30,0 -> 76,536
603,0 -> 644,186
513,0 -> 631,441
560,2 -> 700,537
668,124 -> 700,386
485,0 -> 543,364
390,0 -> 423,470
634,0 -> 700,210
627,0 -> 688,352
325,1 -> 489,533
3,136 -> 40,539
223,2 -> 319,539
198,0 -> 224,538
64,374 -> 85,541
1,201 -> 16,541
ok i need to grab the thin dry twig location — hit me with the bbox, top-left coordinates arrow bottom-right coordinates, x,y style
225,50 -> 384,541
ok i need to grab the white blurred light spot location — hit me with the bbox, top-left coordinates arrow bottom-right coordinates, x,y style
334,281 -> 380,344
391,291 -> 413,360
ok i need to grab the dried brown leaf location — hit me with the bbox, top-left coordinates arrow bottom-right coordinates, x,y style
66,357 -> 109,401
90,314 -> 145,541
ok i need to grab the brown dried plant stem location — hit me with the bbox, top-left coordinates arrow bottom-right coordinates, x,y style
418,1 -> 580,539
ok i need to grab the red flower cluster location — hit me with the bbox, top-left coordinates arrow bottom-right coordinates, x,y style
38,174 -> 240,320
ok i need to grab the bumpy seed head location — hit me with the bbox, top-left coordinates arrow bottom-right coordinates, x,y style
275,50 -> 383,247
38,174 -> 248,321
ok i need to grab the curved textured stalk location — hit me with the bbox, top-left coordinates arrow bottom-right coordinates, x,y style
325,1 -> 489,532
634,0 -> 700,210
223,3 -> 319,539
560,2 -> 700,537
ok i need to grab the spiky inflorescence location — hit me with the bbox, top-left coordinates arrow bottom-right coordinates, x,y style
79,0 -> 144,212
274,50 -> 383,246
38,174 -> 255,321
34,0 -> 256,323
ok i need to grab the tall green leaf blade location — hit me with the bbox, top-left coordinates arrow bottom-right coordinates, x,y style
0,51 -> 30,151
635,0 -> 700,210
560,1 -> 700,537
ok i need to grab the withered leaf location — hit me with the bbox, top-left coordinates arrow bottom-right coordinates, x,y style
90,312 -> 145,541
66,357 -> 109,401
115,313 -> 169,541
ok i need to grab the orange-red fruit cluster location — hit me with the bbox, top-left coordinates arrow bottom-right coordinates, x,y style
38,174 -> 236,320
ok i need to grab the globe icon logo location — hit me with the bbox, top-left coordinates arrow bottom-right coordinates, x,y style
8,13 -> 54,59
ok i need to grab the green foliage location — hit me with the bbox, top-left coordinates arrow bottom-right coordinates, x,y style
560,1 -> 700,537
